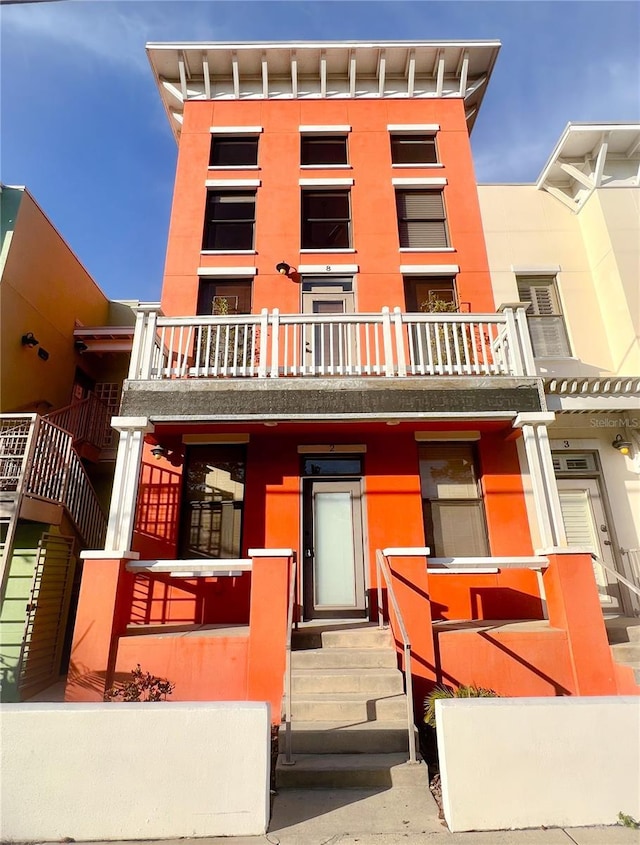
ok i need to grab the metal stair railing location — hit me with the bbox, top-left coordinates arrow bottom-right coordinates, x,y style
44,393 -> 112,452
375,548 -> 418,765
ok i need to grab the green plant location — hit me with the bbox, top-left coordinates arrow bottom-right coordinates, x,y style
104,665 -> 175,702
424,684 -> 499,728
618,812 -> 640,829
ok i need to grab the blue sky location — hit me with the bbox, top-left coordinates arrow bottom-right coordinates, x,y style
1,0 -> 639,302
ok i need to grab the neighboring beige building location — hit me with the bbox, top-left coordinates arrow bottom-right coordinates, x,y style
479,123 -> 640,615
0,185 -> 137,702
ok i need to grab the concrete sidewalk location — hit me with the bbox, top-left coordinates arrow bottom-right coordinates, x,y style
72,785 -> 640,845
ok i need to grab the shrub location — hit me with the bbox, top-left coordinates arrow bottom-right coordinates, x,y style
424,684 -> 499,728
104,664 -> 175,702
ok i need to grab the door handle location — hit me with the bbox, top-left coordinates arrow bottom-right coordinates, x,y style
304,548 -> 314,558
603,540 -> 612,546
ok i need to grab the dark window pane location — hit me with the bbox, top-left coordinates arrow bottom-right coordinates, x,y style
301,136 -> 348,166
303,191 -> 350,219
204,221 -> 254,250
210,136 -> 258,167
391,135 -> 438,164
197,281 -> 252,316
203,191 -> 256,250
425,501 -> 489,557
404,278 -> 456,312
209,194 -> 256,220
302,221 -> 350,249
180,445 -> 246,559
302,457 -> 363,476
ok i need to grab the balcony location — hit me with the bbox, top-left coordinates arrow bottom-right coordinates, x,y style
121,305 -> 544,421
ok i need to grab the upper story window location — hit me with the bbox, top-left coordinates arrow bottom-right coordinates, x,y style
202,191 -> 256,251
391,134 -> 438,165
196,279 -> 253,316
209,136 -> 259,168
302,190 -> 351,250
301,136 -> 348,166
516,276 -> 571,357
404,277 -> 457,312
396,190 -> 449,249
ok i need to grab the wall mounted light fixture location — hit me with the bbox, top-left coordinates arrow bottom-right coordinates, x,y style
276,261 -> 292,276
74,340 -> 89,353
21,332 -> 39,347
151,444 -> 166,460
612,434 -> 633,456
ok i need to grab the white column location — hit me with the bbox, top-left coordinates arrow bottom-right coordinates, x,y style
514,413 -> 567,552
104,417 -> 153,553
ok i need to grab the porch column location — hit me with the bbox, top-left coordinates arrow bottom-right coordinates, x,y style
514,412 -> 567,552
104,417 -> 153,553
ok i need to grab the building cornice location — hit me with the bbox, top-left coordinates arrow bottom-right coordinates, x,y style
146,40 -> 501,143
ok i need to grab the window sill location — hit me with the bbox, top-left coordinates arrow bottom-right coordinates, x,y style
207,166 -> 261,171
300,165 -> 352,170
201,250 -> 257,255
399,247 -> 456,253
300,249 -> 357,254
392,163 -> 444,169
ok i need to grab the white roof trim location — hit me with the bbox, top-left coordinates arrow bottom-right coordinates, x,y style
197,266 -> 257,276
209,126 -> 263,134
400,264 -> 459,275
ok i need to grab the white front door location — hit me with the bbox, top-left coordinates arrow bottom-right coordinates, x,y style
557,478 -> 622,609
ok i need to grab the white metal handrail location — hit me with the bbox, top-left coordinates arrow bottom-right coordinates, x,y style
283,553 -> 298,766
129,305 -> 536,381
45,394 -> 112,451
0,414 -> 107,550
375,549 -> 417,765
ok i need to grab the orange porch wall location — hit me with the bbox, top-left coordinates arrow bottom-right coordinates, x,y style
161,98 -> 493,318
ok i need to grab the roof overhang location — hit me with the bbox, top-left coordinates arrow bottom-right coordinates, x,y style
536,123 -> 640,213
73,326 -> 135,354
146,40 -> 501,142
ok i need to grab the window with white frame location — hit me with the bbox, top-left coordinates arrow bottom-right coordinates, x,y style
301,136 -> 348,166
302,190 -> 351,249
202,191 -> 256,251
391,134 -> 438,165
209,136 -> 259,168
396,190 -> 449,249
516,276 -> 571,358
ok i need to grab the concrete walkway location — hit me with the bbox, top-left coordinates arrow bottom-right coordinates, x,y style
71,785 -> 640,845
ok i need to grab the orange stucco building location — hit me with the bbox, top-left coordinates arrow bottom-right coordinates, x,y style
66,42 -> 638,732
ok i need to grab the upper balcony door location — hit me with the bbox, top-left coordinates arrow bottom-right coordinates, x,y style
301,278 -> 354,371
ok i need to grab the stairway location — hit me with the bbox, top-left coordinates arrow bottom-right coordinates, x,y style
276,622 -> 428,789
605,616 -> 640,683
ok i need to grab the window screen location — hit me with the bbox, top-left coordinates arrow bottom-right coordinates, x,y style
419,443 -> 489,557
301,136 -> 348,166
202,191 -> 256,251
391,135 -> 438,165
396,190 -> 449,248
302,190 -> 351,249
209,136 -> 259,167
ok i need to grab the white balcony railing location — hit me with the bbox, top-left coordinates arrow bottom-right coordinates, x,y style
128,305 -> 537,382
0,414 -> 107,549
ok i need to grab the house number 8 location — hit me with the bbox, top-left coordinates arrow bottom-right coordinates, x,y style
326,265 -> 332,272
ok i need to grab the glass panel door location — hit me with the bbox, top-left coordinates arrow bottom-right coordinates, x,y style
303,478 -> 366,618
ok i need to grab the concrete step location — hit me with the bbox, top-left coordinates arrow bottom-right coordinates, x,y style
292,625 -> 393,651
291,692 -> 409,722
605,616 -> 640,644
278,720 -> 410,754
611,642 -> 640,662
291,668 -> 404,696
276,753 -> 427,789
291,647 -> 398,670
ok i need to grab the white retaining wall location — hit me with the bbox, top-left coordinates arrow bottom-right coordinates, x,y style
0,701 -> 271,841
436,696 -> 640,832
